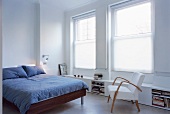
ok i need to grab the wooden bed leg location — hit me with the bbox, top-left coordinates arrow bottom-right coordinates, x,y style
81,97 -> 84,105
107,95 -> 110,103
131,100 -> 134,104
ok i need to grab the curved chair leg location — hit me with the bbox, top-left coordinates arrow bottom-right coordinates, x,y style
111,91 -> 119,113
111,95 -> 117,113
135,100 -> 140,112
107,95 -> 110,103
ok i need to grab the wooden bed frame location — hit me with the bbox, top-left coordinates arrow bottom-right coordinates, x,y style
4,89 -> 86,114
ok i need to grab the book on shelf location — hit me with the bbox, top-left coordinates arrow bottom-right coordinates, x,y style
92,82 -> 104,86
166,99 -> 170,108
162,91 -> 170,96
152,96 -> 165,107
99,88 -> 104,92
164,98 -> 169,107
91,80 -> 105,95
92,86 -> 100,91
152,101 -> 165,107
152,89 -> 162,95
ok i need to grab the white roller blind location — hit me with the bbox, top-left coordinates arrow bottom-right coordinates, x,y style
112,1 -> 153,73
73,12 -> 96,69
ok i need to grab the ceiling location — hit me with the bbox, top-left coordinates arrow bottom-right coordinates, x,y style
40,0 -> 99,11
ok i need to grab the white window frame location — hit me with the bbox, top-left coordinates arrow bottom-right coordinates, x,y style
110,0 -> 154,73
72,11 -> 96,69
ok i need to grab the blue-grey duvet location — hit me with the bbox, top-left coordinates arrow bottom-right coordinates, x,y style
3,74 -> 88,114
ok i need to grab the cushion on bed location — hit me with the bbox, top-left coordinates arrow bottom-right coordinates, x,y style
36,66 -> 46,75
3,66 -> 27,80
22,66 -> 46,77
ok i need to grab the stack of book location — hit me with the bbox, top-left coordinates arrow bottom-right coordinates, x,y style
91,81 -> 105,95
152,96 -> 165,107
162,91 -> 170,96
152,89 -> 161,95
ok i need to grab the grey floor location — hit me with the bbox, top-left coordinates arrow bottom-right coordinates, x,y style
3,93 -> 170,114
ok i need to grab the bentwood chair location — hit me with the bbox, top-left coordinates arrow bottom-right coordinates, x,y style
107,72 -> 145,113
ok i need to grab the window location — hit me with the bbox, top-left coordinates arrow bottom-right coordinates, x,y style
111,0 -> 153,73
73,11 -> 96,69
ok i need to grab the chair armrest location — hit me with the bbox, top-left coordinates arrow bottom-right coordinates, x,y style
112,81 -> 128,100
126,81 -> 142,92
112,77 -> 130,85
115,81 -> 129,92
115,81 -> 142,92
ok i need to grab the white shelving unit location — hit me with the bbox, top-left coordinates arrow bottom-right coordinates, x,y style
152,88 -> 170,110
63,75 -> 127,96
63,75 -> 170,111
138,83 -> 152,106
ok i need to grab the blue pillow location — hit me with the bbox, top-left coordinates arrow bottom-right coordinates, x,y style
3,66 -> 27,80
22,66 -> 46,77
36,66 -> 46,75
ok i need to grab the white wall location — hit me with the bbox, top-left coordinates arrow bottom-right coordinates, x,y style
65,0 -> 170,84
65,0 -> 110,79
2,0 -> 65,73
152,0 -> 170,88
154,0 -> 170,73
2,0 -> 38,67
0,0 -> 2,113
39,1 -> 65,75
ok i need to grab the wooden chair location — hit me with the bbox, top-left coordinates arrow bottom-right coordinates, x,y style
107,72 -> 145,113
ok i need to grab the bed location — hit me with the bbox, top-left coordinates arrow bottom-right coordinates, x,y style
3,66 -> 88,114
